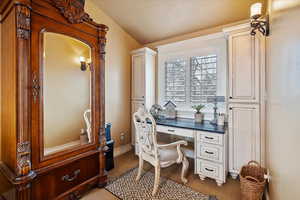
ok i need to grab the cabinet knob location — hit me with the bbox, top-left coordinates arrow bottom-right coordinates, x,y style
229,96 -> 233,99
229,107 -> 233,110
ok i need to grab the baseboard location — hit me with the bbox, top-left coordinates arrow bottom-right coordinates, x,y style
114,143 -> 132,157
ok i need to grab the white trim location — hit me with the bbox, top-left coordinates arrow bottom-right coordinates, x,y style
131,47 -> 157,55
157,32 -> 225,52
222,23 -> 250,34
114,143 -> 132,157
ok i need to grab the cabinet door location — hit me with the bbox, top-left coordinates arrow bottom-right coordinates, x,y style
131,101 -> 145,145
228,104 -> 260,174
228,32 -> 260,103
132,54 -> 145,100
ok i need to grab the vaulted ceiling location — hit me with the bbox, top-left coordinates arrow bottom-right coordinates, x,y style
92,0 -> 266,44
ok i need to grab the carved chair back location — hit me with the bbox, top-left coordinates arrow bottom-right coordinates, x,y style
133,107 -> 159,161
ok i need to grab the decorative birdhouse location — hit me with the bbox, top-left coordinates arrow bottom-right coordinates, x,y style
163,100 -> 177,119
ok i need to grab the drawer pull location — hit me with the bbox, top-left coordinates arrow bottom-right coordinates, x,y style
61,169 -> 80,182
205,168 -> 214,172
205,150 -> 214,155
205,136 -> 214,140
167,129 -> 175,132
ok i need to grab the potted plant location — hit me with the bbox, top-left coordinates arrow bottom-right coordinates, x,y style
192,104 -> 205,123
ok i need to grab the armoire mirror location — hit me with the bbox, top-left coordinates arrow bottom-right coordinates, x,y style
43,32 -> 92,156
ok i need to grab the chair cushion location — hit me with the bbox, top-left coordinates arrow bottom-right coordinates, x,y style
158,147 -> 179,162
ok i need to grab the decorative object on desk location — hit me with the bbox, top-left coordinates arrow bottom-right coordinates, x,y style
192,104 -> 205,123
163,100 -> 177,119
207,96 -> 225,125
80,129 -> 88,144
217,113 -> 225,126
150,104 -> 163,119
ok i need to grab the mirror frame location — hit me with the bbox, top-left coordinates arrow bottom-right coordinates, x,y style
38,29 -> 97,162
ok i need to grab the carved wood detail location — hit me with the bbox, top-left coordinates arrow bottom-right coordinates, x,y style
99,36 -> 107,60
50,0 -> 92,24
17,142 -> 31,177
16,5 -> 31,39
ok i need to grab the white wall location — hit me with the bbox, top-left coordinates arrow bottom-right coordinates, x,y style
86,0 -> 141,148
266,1 -> 300,199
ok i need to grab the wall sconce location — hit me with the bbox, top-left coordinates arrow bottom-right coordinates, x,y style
250,3 -> 269,36
79,56 -> 92,71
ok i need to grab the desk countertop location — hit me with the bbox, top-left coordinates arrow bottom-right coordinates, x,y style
155,118 -> 226,134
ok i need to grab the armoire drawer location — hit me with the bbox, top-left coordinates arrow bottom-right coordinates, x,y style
32,154 -> 99,200
197,143 -> 223,163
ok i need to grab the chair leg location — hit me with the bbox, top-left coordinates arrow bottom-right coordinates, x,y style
136,157 -> 144,181
152,165 -> 161,196
181,155 -> 189,184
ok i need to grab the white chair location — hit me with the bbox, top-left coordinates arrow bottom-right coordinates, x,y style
133,107 -> 189,196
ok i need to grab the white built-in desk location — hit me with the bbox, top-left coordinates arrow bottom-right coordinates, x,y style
153,118 -> 228,186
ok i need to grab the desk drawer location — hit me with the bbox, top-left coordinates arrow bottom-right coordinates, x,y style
197,143 -> 223,163
197,159 -> 224,181
157,125 -> 194,138
198,131 -> 223,146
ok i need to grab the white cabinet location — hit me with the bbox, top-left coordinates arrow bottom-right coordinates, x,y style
224,24 -> 265,179
195,131 -> 228,186
132,54 -> 145,101
131,47 -> 156,146
228,30 -> 262,103
228,104 -> 261,178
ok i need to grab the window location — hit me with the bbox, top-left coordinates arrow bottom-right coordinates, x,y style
164,55 -> 217,106
190,55 -> 217,103
165,59 -> 187,103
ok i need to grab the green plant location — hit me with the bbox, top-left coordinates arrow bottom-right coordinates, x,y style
192,104 -> 205,113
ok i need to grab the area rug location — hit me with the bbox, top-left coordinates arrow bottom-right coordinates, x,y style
105,168 -> 217,200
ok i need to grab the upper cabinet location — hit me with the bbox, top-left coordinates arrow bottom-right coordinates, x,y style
132,53 -> 146,100
227,29 -> 264,103
131,47 -> 156,109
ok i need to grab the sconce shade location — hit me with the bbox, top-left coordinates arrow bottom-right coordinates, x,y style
251,3 -> 262,19
80,56 -> 86,62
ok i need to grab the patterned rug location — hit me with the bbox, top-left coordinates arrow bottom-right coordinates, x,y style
105,168 -> 217,200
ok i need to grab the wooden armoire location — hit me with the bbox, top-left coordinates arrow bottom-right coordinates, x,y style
0,0 -> 108,199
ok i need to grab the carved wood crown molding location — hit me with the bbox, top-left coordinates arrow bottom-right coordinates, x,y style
50,0 -> 109,32
50,0 -> 90,24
